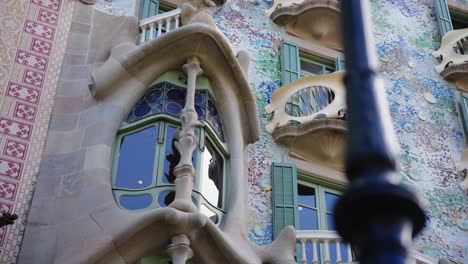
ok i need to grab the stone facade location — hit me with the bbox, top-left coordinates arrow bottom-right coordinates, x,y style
0,0 -> 464,263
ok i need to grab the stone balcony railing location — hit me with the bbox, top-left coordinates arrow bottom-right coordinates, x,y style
432,27 -> 468,92
265,0 -> 342,50
265,71 -> 346,170
296,230 -> 438,264
139,8 -> 181,43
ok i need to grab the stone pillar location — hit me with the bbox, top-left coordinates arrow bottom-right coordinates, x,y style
166,234 -> 193,264
169,57 -> 203,212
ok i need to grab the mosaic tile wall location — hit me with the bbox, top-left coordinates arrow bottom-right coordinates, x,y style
0,0 -> 74,262
92,0 -> 467,262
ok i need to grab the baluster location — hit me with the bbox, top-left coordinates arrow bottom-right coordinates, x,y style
300,239 -> 307,264
157,20 -> 163,37
175,15 -> 180,29
149,23 -> 155,41
312,240 -> 318,264
166,18 -> 171,33
141,25 -> 147,44
324,240 -> 331,264
346,244 -> 352,263
336,241 -> 342,264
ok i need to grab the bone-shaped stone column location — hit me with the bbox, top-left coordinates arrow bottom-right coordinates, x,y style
169,57 -> 203,213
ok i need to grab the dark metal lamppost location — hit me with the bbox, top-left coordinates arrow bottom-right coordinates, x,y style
334,1 -> 426,263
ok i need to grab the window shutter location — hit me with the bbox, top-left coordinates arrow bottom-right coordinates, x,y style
335,57 -> 346,71
434,0 -> 453,36
271,162 -> 299,239
139,0 -> 159,19
281,41 -> 301,85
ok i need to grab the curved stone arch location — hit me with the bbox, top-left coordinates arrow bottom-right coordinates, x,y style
78,22 -> 295,264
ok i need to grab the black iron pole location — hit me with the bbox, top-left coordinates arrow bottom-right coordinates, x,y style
334,1 -> 426,263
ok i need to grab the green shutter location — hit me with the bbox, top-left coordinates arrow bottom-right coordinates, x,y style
271,162 -> 298,239
281,41 -> 300,85
434,0 -> 453,36
335,57 -> 346,71
139,0 -> 159,19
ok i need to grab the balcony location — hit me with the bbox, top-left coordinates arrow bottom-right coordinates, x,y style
432,28 -> 468,92
265,0 -> 342,50
265,71 -> 346,171
295,230 -> 437,264
139,8 -> 181,43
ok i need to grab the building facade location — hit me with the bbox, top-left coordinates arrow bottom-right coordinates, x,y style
0,0 -> 465,263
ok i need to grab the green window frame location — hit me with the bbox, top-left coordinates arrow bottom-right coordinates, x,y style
299,52 -> 336,77
112,75 -> 229,224
434,0 -> 453,36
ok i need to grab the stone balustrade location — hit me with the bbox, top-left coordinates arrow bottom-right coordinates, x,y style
296,230 -> 437,264
433,28 -> 468,74
265,71 -> 345,134
139,8 -> 181,43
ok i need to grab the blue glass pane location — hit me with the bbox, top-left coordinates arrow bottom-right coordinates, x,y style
162,126 -> 198,184
298,184 -> 316,208
325,192 -> 340,212
298,207 -> 318,230
157,191 -> 174,207
145,88 -> 163,103
115,126 -> 157,189
166,102 -> 182,115
327,213 -> 335,230
207,97 -> 225,141
119,194 -> 152,210
134,103 -> 151,117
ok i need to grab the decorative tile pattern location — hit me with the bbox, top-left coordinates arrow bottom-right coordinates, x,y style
31,0 -> 61,11
0,159 -> 23,180
6,82 -> 41,105
15,50 -> 48,71
31,38 -> 53,56
3,139 -> 28,161
22,69 -> 45,88
24,20 -> 55,40
0,0 -> 75,261
0,118 -> 32,140
13,102 -> 37,122
38,8 -> 59,26
0,180 -> 18,201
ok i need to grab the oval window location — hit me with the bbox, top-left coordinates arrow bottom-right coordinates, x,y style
285,86 -> 335,117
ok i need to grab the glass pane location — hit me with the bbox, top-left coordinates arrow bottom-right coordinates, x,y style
300,59 -> 324,76
298,207 -> 318,230
162,125 -> 197,184
162,126 -> 179,184
200,204 -> 219,223
326,213 -> 335,230
325,191 -> 340,212
119,194 -> 152,210
200,140 -> 224,208
115,126 -> 157,189
157,191 -> 175,207
298,184 -> 316,208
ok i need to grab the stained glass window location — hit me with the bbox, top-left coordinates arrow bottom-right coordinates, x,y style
112,77 -> 227,224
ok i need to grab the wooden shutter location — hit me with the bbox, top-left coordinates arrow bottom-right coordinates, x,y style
281,41 -> 301,85
139,0 -> 159,19
434,0 -> 453,36
335,57 -> 346,71
271,162 -> 299,239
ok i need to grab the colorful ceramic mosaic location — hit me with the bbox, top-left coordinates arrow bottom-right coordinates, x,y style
95,0 -> 136,16
213,0 -> 467,261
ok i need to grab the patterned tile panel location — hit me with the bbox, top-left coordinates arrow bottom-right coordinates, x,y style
0,0 -> 75,262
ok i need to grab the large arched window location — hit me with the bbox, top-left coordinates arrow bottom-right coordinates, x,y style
112,71 -> 228,224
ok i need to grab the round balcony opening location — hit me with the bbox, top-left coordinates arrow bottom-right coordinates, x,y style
285,86 -> 335,117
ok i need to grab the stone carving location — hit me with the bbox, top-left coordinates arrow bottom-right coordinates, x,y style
181,0 -> 219,27
432,28 -> 468,74
80,0 -> 96,4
